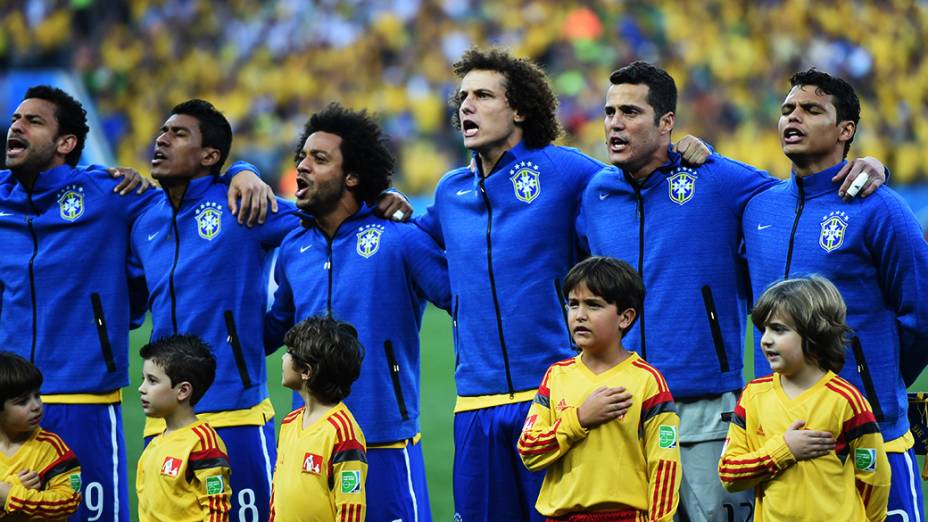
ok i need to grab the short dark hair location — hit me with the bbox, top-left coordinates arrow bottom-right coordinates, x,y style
609,61 -> 678,125
170,99 -> 233,175
789,68 -> 860,158
284,316 -> 364,404
0,352 -> 43,410
450,47 -> 561,149
23,85 -> 89,166
563,256 -> 644,335
295,103 -> 393,205
752,276 -> 850,374
139,335 -> 216,406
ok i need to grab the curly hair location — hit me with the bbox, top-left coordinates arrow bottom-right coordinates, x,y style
789,68 -> 860,158
752,276 -> 851,374
139,335 -> 217,406
450,47 -> 560,149
23,85 -> 89,167
284,316 -> 364,404
295,103 -> 393,205
170,99 -> 233,175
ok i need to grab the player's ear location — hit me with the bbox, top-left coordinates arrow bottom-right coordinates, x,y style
617,307 -> 637,331
344,173 -> 359,188
300,364 -> 313,384
175,381 -> 193,403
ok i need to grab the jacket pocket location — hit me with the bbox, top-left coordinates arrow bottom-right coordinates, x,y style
850,337 -> 883,421
384,340 -> 409,421
223,310 -> 252,388
90,293 -> 117,372
700,286 -> 730,373
554,278 -> 574,348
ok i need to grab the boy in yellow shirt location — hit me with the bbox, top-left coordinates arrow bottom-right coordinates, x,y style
719,276 -> 890,521
518,256 -> 681,520
270,316 -> 367,521
136,335 -> 231,521
0,352 -> 81,520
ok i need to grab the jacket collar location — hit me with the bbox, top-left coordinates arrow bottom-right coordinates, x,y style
18,164 -> 76,195
618,144 -> 682,189
298,203 -> 375,235
470,140 -> 534,179
787,160 -> 845,198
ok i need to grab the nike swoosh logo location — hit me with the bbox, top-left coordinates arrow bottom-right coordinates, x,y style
757,224 -> 772,231
456,189 -> 472,196
147,232 -> 159,241
0,212 -> 13,217
300,245 -> 312,253
599,193 -> 609,200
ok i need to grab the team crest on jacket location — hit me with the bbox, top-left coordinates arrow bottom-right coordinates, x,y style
509,161 -> 541,203
57,185 -> 85,221
356,224 -> 384,258
667,168 -> 697,205
819,211 -> 848,252
195,201 -> 223,240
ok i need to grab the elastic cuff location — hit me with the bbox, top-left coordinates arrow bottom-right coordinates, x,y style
562,406 -> 590,441
765,434 -> 797,470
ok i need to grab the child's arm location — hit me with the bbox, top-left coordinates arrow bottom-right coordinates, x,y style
331,437 -> 367,520
845,404 -> 891,521
189,444 -> 232,520
1,450 -> 81,518
517,367 -> 588,471
641,381 -> 681,521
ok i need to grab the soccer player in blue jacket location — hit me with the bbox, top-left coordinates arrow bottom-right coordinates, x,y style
128,99 -> 299,521
579,62 -> 886,522
264,103 -> 450,522
743,69 -> 928,521
0,87 -> 270,522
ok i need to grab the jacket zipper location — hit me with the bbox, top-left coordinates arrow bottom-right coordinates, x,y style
784,178 -> 805,278
91,293 -> 117,372
478,176 -> 514,397
850,337 -> 883,421
452,295 -> 460,370
224,310 -> 252,387
384,340 -> 409,420
169,207 -> 181,332
629,175 -> 647,360
26,193 -> 38,363
325,236 -> 334,315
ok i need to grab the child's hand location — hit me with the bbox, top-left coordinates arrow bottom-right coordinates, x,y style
784,420 -> 835,460
18,470 -> 40,490
578,386 -> 633,428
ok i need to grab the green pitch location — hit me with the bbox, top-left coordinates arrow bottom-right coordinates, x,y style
124,307 -> 924,521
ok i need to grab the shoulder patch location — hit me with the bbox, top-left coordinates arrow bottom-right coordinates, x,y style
854,448 -> 877,472
340,470 -> 362,493
205,475 -> 225,494
659,425 -> 678,448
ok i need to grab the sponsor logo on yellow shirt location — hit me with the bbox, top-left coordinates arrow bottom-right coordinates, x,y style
341,471 -> 362,493
160,457 -> 182,478
302,453 -> 323,474
854,448 -> 877,472
522,414 -> 538,432
659,425 -> 677,449
556,399 -> 568,412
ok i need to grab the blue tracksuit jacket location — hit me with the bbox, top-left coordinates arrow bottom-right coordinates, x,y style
129,175 -> 299,413
579,148 -> 778,399
264,205 -> 450,443
416,140 -> 605,397
743,161 -> 928,441
0,164 -> 156,394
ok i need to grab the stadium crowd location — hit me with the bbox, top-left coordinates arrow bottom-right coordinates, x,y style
2,0 -> 927,193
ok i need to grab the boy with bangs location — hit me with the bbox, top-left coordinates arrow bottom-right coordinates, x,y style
719,276 -> 890,521
0,352 -> 81,520
136,335 -> 231,521
270,316 -> 367,521
518,257 -> 680,521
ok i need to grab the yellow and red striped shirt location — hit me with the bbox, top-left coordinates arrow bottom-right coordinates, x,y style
270,403 -> 367,522
719,372 -> 890,521
518,352 -> 681,520
136,419 -> 231,522
0,428 -> 81,520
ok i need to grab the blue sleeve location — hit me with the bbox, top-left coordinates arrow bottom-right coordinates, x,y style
403,225 -> 451,313
575,196 -> 591,257
868,191 -> 928,386
264,250 -> 296,355
127,239 -> 149,330
220,160 -> 261,184
709,155 -> 779,218
81,164 -> 159,226
414,197 -> 445,249
257,198 -> 300,248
